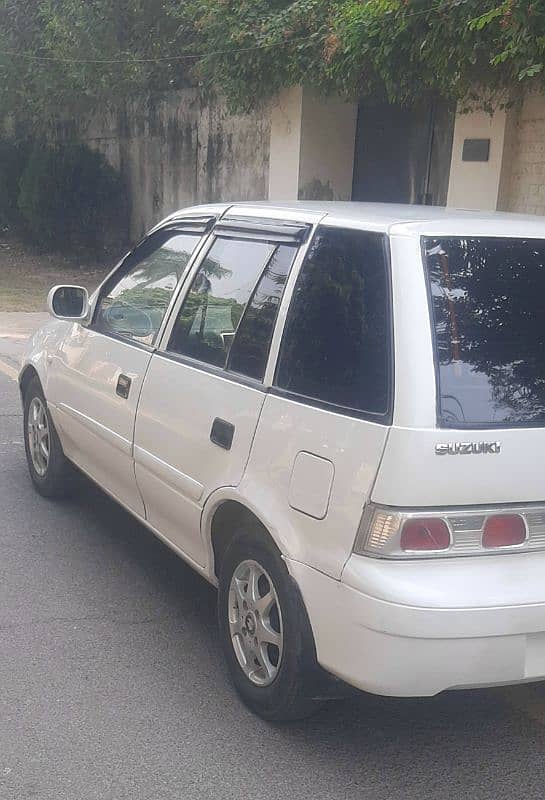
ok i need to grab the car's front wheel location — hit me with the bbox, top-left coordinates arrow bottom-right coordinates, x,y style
23,376 -> 75,498
218,531 -> 325,721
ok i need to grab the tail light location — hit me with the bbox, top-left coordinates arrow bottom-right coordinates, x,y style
400,518 -> 450,552
354,504 -> 540,559
482,514 -> 526,548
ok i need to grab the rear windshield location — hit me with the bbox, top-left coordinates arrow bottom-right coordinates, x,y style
424,236 -> 545,428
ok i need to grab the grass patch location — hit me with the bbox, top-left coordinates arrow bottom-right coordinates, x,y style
0,236 -> 115,311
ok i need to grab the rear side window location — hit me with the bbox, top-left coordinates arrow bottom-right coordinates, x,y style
424,236 -> 545,427
275,226 -> 391,418
168,237 -> 296,379
227,244 -> 297,380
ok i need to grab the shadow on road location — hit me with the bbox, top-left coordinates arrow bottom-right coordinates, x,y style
59,471 -> 545,799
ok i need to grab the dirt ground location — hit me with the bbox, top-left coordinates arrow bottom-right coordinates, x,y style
0,235 -> 116,312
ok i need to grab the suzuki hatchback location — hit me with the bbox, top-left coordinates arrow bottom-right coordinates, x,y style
20,202 -> 545,720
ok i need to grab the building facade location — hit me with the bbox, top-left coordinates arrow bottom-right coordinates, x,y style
69,86 -> 545,239
270,86 -> 545,217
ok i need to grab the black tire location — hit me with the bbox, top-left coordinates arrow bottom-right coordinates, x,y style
218,530 -> 325,721
23,376 -> 75,498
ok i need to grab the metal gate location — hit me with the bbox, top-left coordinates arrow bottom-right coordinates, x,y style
352,100 -> 455,206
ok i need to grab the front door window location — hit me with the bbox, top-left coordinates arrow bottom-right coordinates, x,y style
94,231 -> 201,345
167,237 -> 297,380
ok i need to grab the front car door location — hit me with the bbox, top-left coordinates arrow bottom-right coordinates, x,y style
47,221 -> 210,515
133,217 -> 309,566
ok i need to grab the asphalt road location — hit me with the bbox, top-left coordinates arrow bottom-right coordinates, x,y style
3,316 -> 545,800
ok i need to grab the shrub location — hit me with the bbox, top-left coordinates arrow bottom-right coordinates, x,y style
18,141 -> 127,251
0,138 -> 27,228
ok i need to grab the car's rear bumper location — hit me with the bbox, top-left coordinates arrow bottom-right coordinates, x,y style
287,553 -> 545,696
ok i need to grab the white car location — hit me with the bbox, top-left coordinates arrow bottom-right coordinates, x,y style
20,201 -> 545,720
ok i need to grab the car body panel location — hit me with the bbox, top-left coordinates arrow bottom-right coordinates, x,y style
240,393 -> 389,579
287,557 -> 545,696
388,234 -> 437,428
47,326 -> 151,516
20,318 -> 71,396
133,354 -> 267,566
372,424 -> 545,507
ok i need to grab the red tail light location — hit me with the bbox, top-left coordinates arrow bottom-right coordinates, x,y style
400,518 -> 450,551
354,504 -> 540,559
482,514 -> 526,548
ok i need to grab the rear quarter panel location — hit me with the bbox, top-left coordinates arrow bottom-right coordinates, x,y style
237,393 -> 390,579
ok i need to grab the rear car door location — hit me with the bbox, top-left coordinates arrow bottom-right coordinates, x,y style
47,221 -> 209,515
133,218 -> 306,566
243,224 -> 394,578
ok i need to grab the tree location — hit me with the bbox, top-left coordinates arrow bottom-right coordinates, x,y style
17,141 -> 125,249
0,0 -> 190,125
1,1 -> 545,127
174,0 -> 545,111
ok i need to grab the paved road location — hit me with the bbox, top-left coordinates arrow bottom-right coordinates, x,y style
3,315 -> 545,800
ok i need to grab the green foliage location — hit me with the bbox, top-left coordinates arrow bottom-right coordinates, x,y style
174,0 -> 545,110
18,141 -> 126,251
0,138 -> 27,227
1,1 -> 545,122
0,0 -> 189,123
171,0 -> 332,111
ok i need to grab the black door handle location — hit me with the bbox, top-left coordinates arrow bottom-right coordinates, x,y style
210,418 -> 235,450
116,374 -> 132,399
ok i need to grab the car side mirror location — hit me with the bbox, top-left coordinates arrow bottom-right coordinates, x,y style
47,285 -> 90,322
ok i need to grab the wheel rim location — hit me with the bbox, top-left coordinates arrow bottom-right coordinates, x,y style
228,559 -> 284,687
27,397 -> 50,477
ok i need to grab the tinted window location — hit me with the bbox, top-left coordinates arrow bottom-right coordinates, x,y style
95,232 -> 199,345
168,238 -> 277,368
275,226 -> 391,415
227,245 -> 297,380
425,237 -> 545,427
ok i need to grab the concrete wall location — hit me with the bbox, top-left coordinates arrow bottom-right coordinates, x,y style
499,93 -> 545,214
269,87 -> 357,201
57,90 -> 270,240
447,94 -> 545,215
447,107 -> 511,210
298,90 -> 357,201
55,84 -> 545,235
268,87 -> 303,201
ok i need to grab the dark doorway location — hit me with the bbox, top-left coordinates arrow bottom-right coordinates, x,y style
352,100 -> 455,206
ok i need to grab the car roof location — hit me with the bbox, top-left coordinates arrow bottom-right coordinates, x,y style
164,201 -> 545,238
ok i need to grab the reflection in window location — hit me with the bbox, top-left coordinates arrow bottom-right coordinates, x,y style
228,245 -> 297,380
95,232 -> 199,344
168,238 -> 277,369
425,237 -> 545,426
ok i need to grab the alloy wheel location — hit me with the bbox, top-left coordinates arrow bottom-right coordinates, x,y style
228,559 -> 284,687
27,396 -> 50,477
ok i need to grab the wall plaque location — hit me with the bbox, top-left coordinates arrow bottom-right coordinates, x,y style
462,138 -> 490,162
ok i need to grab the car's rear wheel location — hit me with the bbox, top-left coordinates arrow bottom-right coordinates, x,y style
23,376 -> 75,498
218,531 -> 325,721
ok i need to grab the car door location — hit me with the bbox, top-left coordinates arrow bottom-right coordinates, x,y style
133,217 -> 307,566
47,221 -> 210,515
243,224 -> 394,579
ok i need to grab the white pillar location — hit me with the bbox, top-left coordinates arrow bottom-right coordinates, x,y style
268,86 -> 357,202
268,86 -> 303,201
447,105 -> 514,210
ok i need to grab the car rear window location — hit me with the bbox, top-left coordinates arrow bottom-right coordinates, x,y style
424,236 -> 545,427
